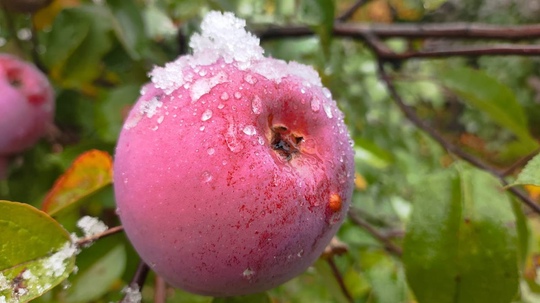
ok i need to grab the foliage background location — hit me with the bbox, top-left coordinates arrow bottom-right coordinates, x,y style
1,0 -> 540,302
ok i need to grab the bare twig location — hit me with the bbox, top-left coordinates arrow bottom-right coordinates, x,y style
374,61 -> 540,214
348,208 -> 403,256
326,257 -> 354,303
500,149 -> 540,177
154,275 -> 167,303
258,22 -> 540,41
120,261 -> 150,303
336,0 -> 371,22
75,225 -> 124,247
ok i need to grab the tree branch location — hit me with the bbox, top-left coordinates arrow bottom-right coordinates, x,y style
121,261 -> 150,303
258,22 -> 540,41
76,225 -> 124,247
336,0 -> 372,23
326,257 -> 354,303
348,208 -> 403,256
374,60 -> 540,214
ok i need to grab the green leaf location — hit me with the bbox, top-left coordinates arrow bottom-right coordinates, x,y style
439,66 -> 538,150
403,166 -> 519,303
298,0 -> 335,55
510,153 -> 540,187
107,0 -> 149,60
211,292 -> 271,303
45,5 -> 114,89
0,201 -> 76,302
65,245 -> 126,303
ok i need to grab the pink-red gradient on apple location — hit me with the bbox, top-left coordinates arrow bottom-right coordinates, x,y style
114,11 -> 355,296
0,54 -> 54,177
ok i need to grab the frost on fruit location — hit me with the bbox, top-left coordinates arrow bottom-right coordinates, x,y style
115,10 -> 356,297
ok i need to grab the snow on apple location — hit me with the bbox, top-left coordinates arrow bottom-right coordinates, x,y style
0,54 -> 54,178
114,11 -> 355,296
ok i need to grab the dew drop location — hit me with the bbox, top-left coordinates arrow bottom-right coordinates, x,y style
322,87 -> 332,99
234,91 -> 242,99
157,116 -> 164,124
221,92 -> 229,101
242,125 -> 257,136
300,88 -> 305,94
218,103 -> 225,109
258,136 -> 265,145
199,125 -> 205,131
310,98 -> 321,112
199,70 -> 207,76
323,103 -> 333,118
251,95 -> 262,114
207,148 -> 215,155
201,109 -> 213,121
244,74 -> 257,85
201,171 -> 213,183
222,160 -> 228,166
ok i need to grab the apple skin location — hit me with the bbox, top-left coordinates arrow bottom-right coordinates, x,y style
114,58 -> 355,296
0,54 -> 54,157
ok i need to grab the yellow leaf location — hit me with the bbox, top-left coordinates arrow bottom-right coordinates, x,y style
33,0 -> 80,30
42,150 -> 113,215
525,185 -> 540,201
355,172 -> 368,191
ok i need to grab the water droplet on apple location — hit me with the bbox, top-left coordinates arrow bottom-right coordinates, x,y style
258,136 -> 265,145
222,159 -> 228,165
218,103 -> 225,109
157,116 -> 164,124
242,268 -> 255,279
199,70 -> 207,76
200,125 -> 205,131
300,88 -> 305,94
251,95 -> 262,114
202,171 -> 213,183
221,92 -> 229,101
244,74 -> 257,85
207,148 -> 215,155
234,91 -> 242,99
322,87 -> 332,99
242,125 -> 257,136
201,109 -> 213,121
323,103 -> 333,118
310,98 -> 320,112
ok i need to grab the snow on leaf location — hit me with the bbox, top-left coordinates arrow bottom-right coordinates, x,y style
0,201 -> 76,302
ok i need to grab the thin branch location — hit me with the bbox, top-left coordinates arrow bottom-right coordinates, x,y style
326,257 -> 354,303
374,44 -> 540,59
500,149 -> 540,177
348,208 -> 403,256
76,225 -> 124,247
375,60 -> 540,214
121,261 -> 150,303
258,22 -> 540,41
154,275 -> 167,303
336,0 -> 371,22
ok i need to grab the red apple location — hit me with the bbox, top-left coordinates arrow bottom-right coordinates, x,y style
0,54 -> 54,158
114,12 -> 355,296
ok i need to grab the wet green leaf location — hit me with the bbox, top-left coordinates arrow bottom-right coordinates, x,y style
439,67 -> 538,150
510,153 -> 540,187
107,0 -> 149,60
403,166 -> 518,303
0,201 -> 76,302
65,245 -> 126,303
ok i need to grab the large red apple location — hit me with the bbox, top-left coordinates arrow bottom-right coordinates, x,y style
0,54 -> 54,178
114,11 -> 355,296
